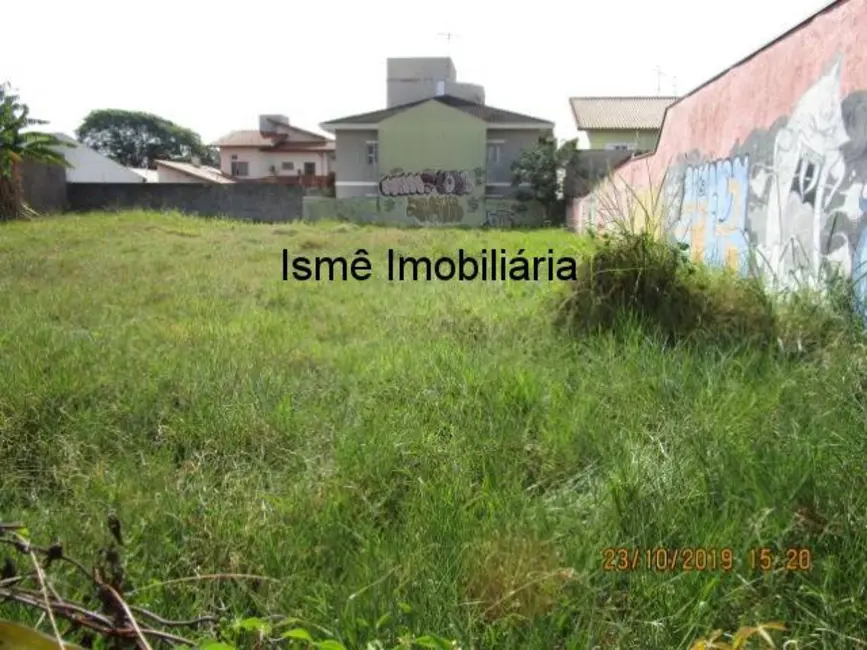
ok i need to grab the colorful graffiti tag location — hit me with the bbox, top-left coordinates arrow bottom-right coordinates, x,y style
676,156 -> 750,269
379,170 -> 474,197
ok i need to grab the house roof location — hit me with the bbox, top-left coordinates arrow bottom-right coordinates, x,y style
155,160 -> 236,184
568,96 -> 677,130
321,95 -> 555,129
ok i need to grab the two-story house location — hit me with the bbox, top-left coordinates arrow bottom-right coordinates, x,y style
319,58 -> 554,225
568,96 -> 676,152
211,114 -> 336,190
563,96 -> 677,202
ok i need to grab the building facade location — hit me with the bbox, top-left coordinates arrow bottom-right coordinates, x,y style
320,58 -> 553,227
212,115 -> 335,190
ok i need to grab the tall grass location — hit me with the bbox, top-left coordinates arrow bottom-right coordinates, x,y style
1,211 -> 866,649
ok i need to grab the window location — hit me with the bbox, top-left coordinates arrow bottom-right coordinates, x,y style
230,161 -> 249,176
303,162 -> 316,175
281,161 -> 295,171
486,142 -> 503,166
366,142 -> 378,165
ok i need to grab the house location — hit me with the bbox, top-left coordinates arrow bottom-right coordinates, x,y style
50,133 -> 146,183
211,115 -> 335,189
568,96 -> 677,152
320,57 -> 555,206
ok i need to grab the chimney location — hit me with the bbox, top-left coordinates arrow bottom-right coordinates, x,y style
191,155 -> 201,167
435,80 -> 445,96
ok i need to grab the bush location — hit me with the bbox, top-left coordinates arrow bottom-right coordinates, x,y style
558,230 -> 778,348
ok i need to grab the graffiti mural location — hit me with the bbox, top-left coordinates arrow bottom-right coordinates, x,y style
675,156 -> 751,269
650,52 -> 867,298
379,170 -> 474,197
483,208 -> 517,228
407,195 -> 464,223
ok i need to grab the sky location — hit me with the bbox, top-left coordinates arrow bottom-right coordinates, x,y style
5,0 -> 833,146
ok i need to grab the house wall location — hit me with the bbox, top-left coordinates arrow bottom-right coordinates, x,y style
54,139 -> 145,183
218,148 -> 333,179
334,129 -> 381,197
67,183 -> 304,222
377,99 -> 487,225
583,129 -> 660,151
574,0 -> 867,298
485,128 -> 547,188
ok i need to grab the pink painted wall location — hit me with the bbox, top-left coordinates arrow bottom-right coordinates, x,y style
574,0 -> 867,300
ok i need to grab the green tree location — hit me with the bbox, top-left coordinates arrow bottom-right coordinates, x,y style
0,82 -> 71,221
75,109 -> 218,169
510,136 -> 581,226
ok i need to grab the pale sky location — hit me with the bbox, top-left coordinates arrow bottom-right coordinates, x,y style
6,0 -> 831,146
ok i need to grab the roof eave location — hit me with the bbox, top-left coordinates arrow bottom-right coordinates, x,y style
322,121 -> 555,132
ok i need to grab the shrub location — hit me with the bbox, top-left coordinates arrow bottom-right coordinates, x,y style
558,230 -> 777,348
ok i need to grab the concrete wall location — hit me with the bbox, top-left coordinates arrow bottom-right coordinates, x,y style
574,0 -> 867,295
378,100 -> 488,225
68,183 -> 303,222
20,160 -> 68,213
302,196 -> 547,227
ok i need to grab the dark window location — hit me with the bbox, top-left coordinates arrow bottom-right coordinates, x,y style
304,162 -> 316,175
230,161 -> 249,176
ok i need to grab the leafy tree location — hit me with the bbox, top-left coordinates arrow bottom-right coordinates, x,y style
510,136 -> 582,226
76,109 -> 218,169
0,82 -> 71,221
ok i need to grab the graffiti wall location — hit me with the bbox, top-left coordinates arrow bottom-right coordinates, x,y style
301,195 -> 546,228
574,0 -> 867,295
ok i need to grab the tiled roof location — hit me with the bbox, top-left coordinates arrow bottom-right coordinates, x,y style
155,160 -> 236,184
211,128 -> 334,149
569,96 -> 677,130
321,95 -> 554,128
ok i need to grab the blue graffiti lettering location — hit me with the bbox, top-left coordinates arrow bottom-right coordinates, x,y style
679,155 -> 750,272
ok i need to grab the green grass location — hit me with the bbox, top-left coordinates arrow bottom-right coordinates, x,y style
1,211 -> 866,649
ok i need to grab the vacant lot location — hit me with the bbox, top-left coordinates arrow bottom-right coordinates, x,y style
1,212 -> 865,649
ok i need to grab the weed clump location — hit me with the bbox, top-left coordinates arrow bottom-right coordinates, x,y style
559,231 -> 777,347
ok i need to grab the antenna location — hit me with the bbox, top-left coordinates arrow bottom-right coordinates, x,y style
653,65 -> 664,95
436,31 -> 461,55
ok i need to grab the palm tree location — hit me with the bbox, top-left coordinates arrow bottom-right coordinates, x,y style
0,82 -> 72,221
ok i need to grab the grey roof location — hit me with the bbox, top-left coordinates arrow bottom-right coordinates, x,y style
321,95 -> 554,127
569,96 -> 677,130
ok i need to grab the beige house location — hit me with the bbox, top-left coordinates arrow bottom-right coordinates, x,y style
569,96 -> 676,152
212,115 -> 335,190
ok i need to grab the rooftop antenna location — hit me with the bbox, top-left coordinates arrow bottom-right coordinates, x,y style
653,65 -> 664,95
436,32 -> 460,55
672,76 -> 678,95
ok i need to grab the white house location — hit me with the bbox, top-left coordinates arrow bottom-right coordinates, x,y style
211,114 -> 335,189
51,133 -> 145,183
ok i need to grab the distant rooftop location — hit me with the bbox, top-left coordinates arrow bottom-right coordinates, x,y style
569,96 -> 677,130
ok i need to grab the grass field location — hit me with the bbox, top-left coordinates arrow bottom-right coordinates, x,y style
1,211 -> 866,649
